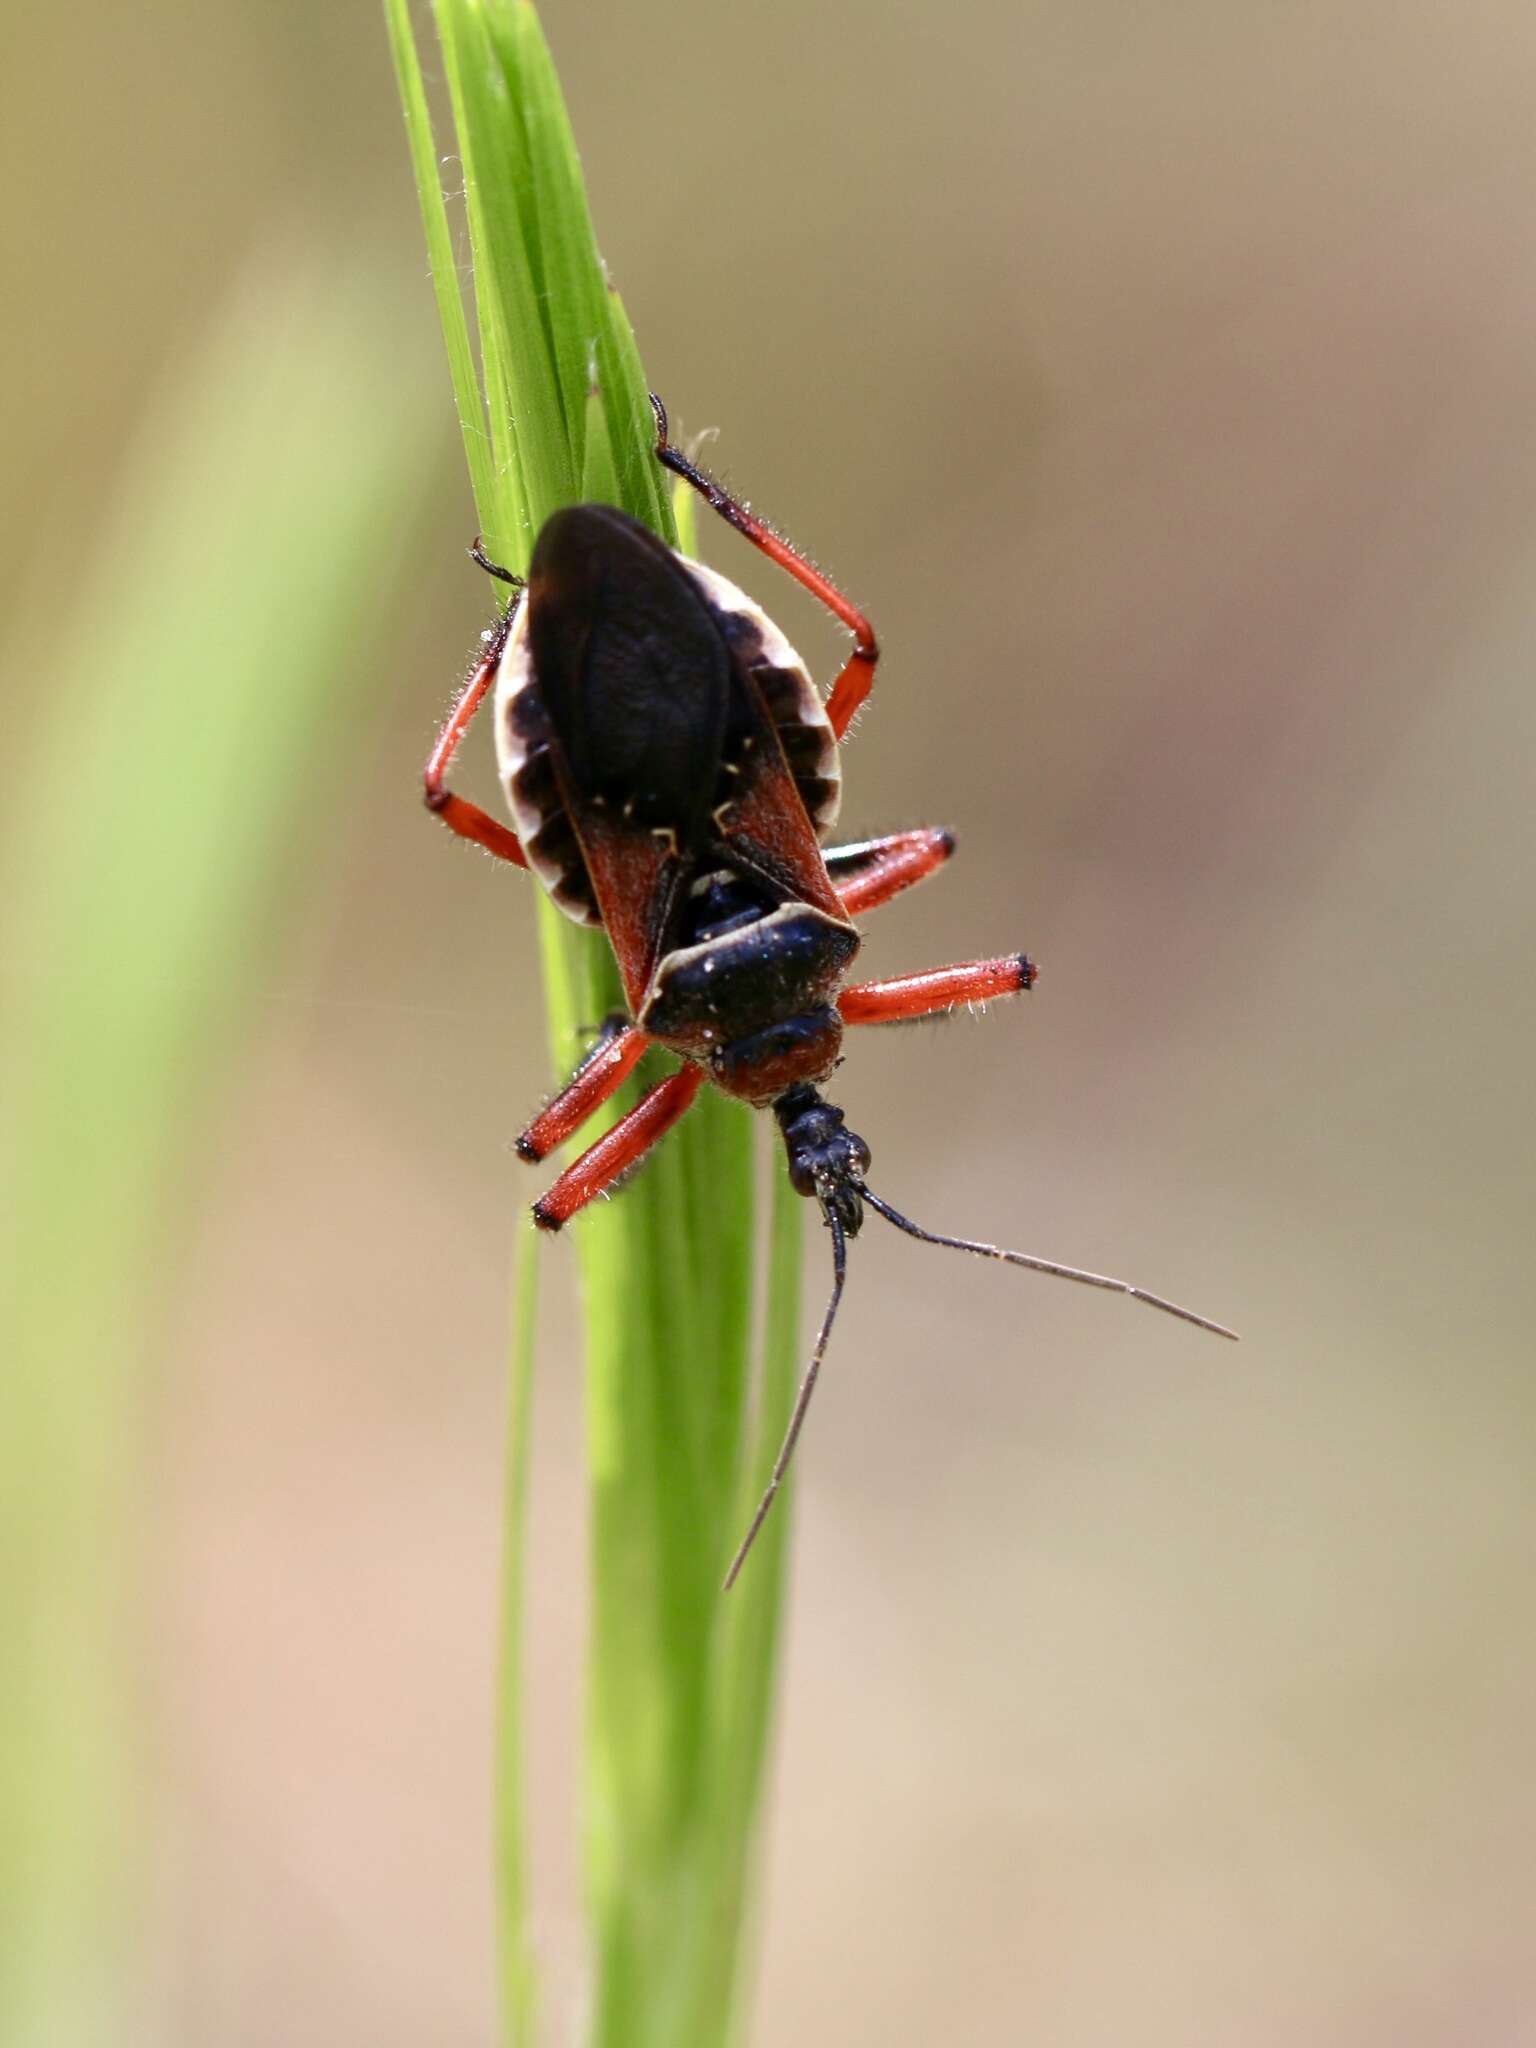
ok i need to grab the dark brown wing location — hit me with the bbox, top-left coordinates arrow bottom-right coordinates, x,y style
707,691 -> 847,924
526,505 -> 732,1007
527,504 -> 846,1012
528,506 -> 731,845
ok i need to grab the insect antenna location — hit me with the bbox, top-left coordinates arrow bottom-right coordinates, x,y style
723,1206 -> 850,1592
860,1189 -> 1239,1341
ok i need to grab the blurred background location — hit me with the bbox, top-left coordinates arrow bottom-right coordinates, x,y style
5,1 -> 1536,2041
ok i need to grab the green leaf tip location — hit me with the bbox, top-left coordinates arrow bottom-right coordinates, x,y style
387,4 -> 801,2043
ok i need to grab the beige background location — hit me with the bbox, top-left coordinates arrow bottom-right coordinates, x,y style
7,2 -> 1536,2041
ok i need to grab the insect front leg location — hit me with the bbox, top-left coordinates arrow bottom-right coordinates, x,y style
532,1065 -> 706,1229
516,1019 -> 651,1163
838,954 -> 1038,1026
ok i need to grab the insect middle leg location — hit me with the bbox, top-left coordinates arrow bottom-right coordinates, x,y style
532,1065 -> 706,1230
838,953 -> 1038,1026
826,827 -> 956,917
516,1018 -> 651,1163
651,395 -> 879,740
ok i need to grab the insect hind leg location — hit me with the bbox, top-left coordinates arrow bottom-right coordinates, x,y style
423,596 -> 527,868
651,394 -> 880,740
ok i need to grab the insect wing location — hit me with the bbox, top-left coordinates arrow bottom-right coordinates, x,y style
526,504 -> 848,1007
527,505 -> 735,1005
709,688 -> 847,923
570,661 -> 847,1010
528,506 -> 733,847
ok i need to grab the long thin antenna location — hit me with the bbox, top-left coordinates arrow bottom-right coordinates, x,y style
723,1207 -> 849,1591
861,1188 -> 1239,1341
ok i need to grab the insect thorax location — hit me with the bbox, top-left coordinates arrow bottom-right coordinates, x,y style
640,889 -> 859,1105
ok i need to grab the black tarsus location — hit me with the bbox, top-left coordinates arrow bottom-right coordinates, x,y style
470,537 -> 525,588
651,393 -> 755,543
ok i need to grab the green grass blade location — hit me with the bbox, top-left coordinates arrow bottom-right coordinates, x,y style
435,0 -> 574,534
0,248 -> 439,2048
387,6 -> 803,2043
496,1224 -> 541,2047
385,0 -> 498,518
580,378 -> 621,507
713,1167 -> 805,2043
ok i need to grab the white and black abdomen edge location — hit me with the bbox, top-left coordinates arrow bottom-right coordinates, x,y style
492,602 -> 604,928
491,552 -> 842,929
679,557 -> 842,837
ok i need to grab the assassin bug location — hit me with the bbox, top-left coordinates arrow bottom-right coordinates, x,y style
426,396 -> 1237,1587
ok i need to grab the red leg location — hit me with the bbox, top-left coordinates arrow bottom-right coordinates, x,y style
516,1021 -> 650,1163
532,1064 -> 705,1230
827,827 -> 956,918
838,953 -> 1038,1027
652,395 -> 879,740
424,599 -> 528,867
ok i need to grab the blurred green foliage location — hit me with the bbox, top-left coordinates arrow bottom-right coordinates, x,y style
0,254 -> 441,2043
